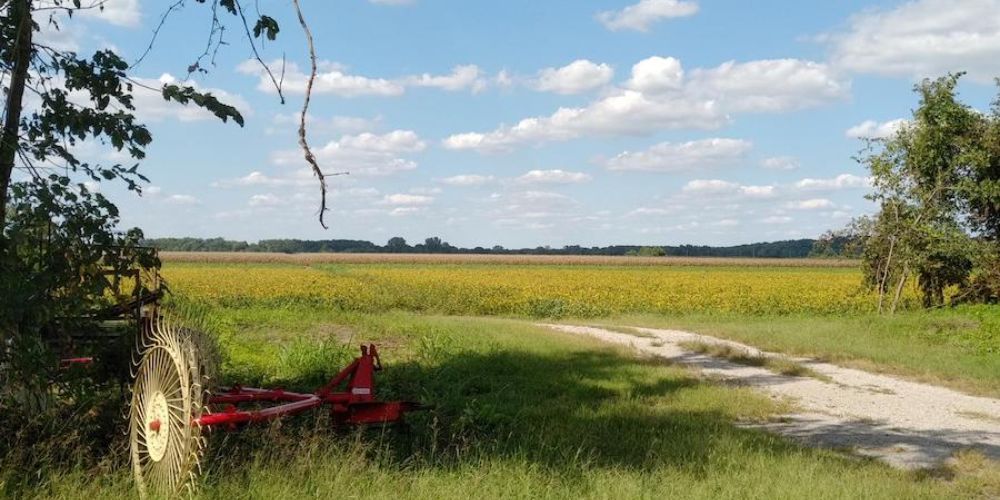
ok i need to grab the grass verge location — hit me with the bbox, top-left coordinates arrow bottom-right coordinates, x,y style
597,306 -> 1000,398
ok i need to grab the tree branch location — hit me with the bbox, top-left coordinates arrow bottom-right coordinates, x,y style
234,0 -> 284,104
291,0 -> 330,229
131,0 -> 187,69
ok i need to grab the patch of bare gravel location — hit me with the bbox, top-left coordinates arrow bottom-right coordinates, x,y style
541,323 -> 1000,470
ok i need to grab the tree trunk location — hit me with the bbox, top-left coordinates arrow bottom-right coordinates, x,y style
0,0 -> 33,234
890,265 -> 909,314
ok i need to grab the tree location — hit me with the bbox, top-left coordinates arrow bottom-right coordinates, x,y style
627,246 -> 666,257
810,227 -> 863,258
0,0 -> 327,450
423,236 -> 444,252
961,89 -> 1000,240
858,74 -> 995,311
386,236 -> 410,253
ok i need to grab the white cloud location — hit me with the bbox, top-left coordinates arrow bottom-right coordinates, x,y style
514,169 -> 592,184
271,130 -> 425,176
739,185 -> 778,199
239,60 -> 404,97
410,187 -> 442,195
389,207 -> 424,216
761,156 -> 799,170
682,179 -> 738,194
681,179 -> 777,199
336,130 -> 426,153
627,207 -> 674,216
688,59 -> 849,113
597,0 -> 699,32
380,194 -> 435,206
794,174 -> 870,191
441,174 -> 496,187
241,60 -> 488,96
248,193 -> 286,207
216,170 -> 315,188
535,60 -> 614,94
75,0 -> 141,27
487,190 -> 582,229
270,113 -> 381,136
763,215 -> 793,224
515,191 -> 573,203
443,56 -> 846,152
442,90 -> 724,152
788,198 -> 835,210
34,12 -> 85,51
827,0 -> 1000,82
712,219 -> 739,227
845,119 -> 908,139
405,65 -> 487,92
495,70 -> 515,88
603,138 -> 752,172
165,194 -> 198,205
627,56 -> 684,93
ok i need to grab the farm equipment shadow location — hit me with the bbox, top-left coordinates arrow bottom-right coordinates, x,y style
204,347 -> 846,479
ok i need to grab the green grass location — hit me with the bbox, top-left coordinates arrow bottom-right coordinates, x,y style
4,306 -> 996,499
593,306 -> 1000,398
677,340 -> 831,382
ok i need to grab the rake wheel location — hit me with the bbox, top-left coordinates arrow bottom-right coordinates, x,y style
129,315 -> 213,498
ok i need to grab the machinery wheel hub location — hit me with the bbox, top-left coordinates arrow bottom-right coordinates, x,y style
145,391 -> 171,462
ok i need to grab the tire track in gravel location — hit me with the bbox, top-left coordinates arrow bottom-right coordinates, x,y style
541,323 -> 1000,470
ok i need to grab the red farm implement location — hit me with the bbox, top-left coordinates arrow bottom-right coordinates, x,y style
52,250 -> 425,498
201,345 -> 424,428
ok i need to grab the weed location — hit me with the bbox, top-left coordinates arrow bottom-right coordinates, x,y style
678,341 -> 831,382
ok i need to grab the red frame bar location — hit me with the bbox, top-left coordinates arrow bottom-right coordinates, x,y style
194,344 -> 424,429
59,357 -> 94,369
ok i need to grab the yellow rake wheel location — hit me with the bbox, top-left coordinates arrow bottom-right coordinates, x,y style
129,315 -> 211,498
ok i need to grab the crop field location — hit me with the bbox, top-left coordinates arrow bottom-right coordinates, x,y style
162,261 -> 897,316
4,258 -> 998,499
160,251 -> 859,267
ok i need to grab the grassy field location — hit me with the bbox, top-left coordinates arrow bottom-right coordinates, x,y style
6,308 -> 996,499
4,258 -> 998,498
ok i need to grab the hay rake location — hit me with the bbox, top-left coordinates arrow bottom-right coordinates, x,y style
57,252 -> 425,498
126,313 -> 426,498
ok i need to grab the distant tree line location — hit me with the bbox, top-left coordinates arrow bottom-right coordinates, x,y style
143,236 -> 821,258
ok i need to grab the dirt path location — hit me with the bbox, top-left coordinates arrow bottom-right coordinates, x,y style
541,324 -> 1000,470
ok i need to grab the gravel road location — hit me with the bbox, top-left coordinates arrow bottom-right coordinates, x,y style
542,324 -> 1000,470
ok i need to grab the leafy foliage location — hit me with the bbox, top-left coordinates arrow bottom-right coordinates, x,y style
0,0 -> 285,463
857,74 -> 1000,311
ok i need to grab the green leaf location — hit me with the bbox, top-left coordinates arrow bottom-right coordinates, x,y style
253,16 -> 280,40
161,85 -> 245,127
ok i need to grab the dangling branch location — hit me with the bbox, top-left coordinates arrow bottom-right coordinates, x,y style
291,0 -> 330,229
234,0 -> 285,104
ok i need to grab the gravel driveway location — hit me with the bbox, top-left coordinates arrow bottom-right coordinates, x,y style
542,324 -> 1000,470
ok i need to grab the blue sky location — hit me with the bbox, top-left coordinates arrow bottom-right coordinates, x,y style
43,0 -> 1000,247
